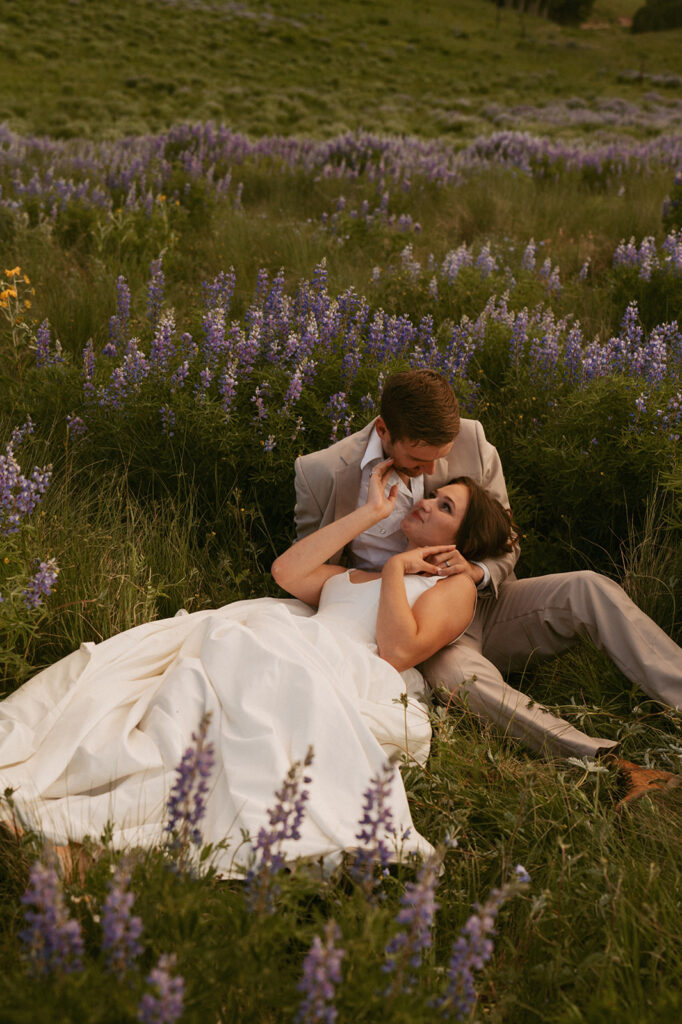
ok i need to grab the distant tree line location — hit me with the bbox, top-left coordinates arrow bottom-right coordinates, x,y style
489,0 -> 596,25
631,0 -> 682,31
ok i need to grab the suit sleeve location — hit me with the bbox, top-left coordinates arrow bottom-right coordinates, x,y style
474,421 -> 520,596
294,455 -> 325,541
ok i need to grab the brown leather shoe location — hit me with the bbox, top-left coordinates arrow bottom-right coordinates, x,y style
613,759 -> 681,810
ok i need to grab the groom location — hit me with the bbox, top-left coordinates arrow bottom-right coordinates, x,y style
294,369 -> 682,761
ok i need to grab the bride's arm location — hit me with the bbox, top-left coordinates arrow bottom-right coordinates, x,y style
272,460 -> 397,607
376,547 -> 476,672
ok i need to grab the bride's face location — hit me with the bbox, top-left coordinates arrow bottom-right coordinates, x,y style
401,483 -> 470,547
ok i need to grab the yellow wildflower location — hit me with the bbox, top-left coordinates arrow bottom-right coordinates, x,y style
23,274 -> 30,284
4,266 -> 20,277
24,299 -> 31,309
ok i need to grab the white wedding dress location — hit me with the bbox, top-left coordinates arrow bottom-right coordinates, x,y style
0,572 -> 439,875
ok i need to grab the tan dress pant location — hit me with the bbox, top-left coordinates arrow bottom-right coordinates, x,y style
421,571 -> 682,759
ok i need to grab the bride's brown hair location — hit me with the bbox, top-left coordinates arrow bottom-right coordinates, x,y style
447,476 -> 517,561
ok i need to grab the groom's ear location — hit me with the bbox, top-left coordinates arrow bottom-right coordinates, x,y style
375,416 -> 389,441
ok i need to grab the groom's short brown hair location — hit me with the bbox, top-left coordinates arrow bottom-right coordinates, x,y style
380,369 -> 460,445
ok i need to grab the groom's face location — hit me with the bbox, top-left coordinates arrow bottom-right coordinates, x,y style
376,418 -> 453,478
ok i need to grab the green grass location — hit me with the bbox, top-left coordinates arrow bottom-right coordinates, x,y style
1,0 -> 681,140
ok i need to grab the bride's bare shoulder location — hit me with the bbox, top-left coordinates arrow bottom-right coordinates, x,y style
347,569 -> 382,584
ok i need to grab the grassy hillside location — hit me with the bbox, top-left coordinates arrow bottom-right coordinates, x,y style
1,0 -> 681,139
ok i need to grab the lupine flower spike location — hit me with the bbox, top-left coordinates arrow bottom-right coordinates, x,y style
165,712 -> 215,871
351,760 -> 397,895
101,863 -> 144,980
19,857 -> 84,977
383,844 -> 446,996
245,747 -> 314,915
437,865 -> 531,1020
296,919 -> 345,1024
137,953 -> 185,1024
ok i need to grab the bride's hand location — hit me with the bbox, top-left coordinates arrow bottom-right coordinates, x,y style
366,458 -> 398,519
384,544 -> 458,576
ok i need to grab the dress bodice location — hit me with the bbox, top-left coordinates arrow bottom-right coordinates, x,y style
316,570 -> 442,647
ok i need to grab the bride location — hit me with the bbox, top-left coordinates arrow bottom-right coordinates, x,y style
0,460 -> 514,875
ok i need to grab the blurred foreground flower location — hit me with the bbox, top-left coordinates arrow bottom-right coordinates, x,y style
437,864 -> 531,1020
19,858 -> 83,976
296,919 -> 345,1024
246,747 -> 314,914
137,953 -> 184,1024
165,711 -> 215,871
102,864 -> 144,980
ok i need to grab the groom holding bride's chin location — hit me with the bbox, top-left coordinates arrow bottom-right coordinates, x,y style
294,368 -> 682,767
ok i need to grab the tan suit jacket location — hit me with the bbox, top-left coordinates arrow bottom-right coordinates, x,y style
294,417 -> 519,596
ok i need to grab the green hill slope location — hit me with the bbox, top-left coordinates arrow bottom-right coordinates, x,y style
1,0 -> 680,139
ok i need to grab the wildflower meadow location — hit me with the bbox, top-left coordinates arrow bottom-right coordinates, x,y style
1,1 -> 681,1021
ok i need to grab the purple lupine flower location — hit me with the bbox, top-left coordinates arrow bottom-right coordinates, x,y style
326,392 -> 349,444
137,953 -> 184,1024
546,265 -> 561,295
66,413 -> 88,441
476,242 -> 498,279
103,320 -> 119,358
351,761 -> 397,894
196,366 -> 213,397
437,865 -> 530,1020
147,258 -> 165,331
22,558 -> 59,609
170,360 -> 190,391
400,244 -> 421,281
165,712 -> 215,870
160,405 -> 175,437
107,275 -> 132,353
82,338 -> 96,399
20,859 -> 83,976
251,382 -> 269,423
508,310 -> 528,370
0,426 -> 52,537
563,324 -> 584,383
284,366 -> 305,412
441,244 -> 472,283
312,257 -> 328,295
219,363 -> 238,419
262,434 -> 276,452
150,312 -> 176,371
538,256 -> 552,280
202,267 -> 236,313
578,257 -> 591,281
116,274 -> 131,332
101,865 -> 143,980
202,306 -> 227,367
296,919 -> 345,1024
360,393 -> 376,418
35,320 -> 62,368
245,748 -> 314,915
521,239 -> 536,271
383,847 -> 442,995
637,235 -> 658,281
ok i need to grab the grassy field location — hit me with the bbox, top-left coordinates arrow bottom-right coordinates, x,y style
1,1 -> 681,1022
1,0 -> 681,139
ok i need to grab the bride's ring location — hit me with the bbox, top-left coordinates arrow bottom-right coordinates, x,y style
445,560 -> 450,567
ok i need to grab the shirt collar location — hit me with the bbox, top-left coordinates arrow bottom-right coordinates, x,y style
360,425 -> 386,470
